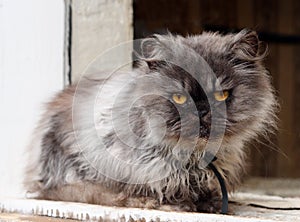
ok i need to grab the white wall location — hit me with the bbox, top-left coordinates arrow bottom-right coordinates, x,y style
0,0 -> 64,197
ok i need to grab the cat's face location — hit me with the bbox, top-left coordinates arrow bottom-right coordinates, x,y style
132,30 -> 276,149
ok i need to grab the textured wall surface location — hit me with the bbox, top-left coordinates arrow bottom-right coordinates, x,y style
71,0 -> 133,82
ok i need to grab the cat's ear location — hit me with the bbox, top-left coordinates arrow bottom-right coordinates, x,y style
141,35 -> 163,58
232,30 -> 266,61
140,35 -> 169,70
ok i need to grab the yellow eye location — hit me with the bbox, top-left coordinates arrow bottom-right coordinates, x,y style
214,90 -> 229,101
172,94 -> 187,105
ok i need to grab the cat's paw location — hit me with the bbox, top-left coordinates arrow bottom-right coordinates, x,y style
123,196 -> 159,209
158,202 -> 197,212
196,195 -> 222,213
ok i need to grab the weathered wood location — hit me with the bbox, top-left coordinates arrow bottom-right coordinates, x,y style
276,0 -> 296,177
292,0 -> 300,178
236,0 -> 254,29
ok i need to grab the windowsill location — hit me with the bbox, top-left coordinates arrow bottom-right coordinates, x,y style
1,178 -> 300,222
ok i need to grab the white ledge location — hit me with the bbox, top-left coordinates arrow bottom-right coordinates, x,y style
0,197 -> 276,222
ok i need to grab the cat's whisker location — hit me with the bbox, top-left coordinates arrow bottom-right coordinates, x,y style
252,136 -> 289,160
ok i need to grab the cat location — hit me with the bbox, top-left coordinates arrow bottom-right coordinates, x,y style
24,29 -> 277,213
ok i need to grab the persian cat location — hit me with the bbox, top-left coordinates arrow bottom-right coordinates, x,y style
24,30 -> 276,212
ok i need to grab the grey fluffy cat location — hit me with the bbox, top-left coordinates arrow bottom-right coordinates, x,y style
24,30 -> 277,212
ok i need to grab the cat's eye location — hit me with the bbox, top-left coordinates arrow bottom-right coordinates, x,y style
172,94 -> 187,105
214,90 -> 229,101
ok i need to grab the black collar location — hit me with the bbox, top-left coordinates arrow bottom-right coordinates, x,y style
203,152 -> 228,214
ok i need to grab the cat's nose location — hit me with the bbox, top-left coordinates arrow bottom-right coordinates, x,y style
194,109 -> 209,118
